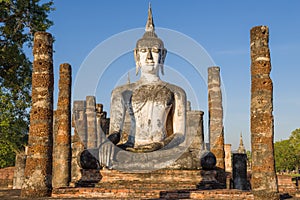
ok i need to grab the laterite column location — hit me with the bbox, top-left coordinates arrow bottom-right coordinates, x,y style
21,32 -> 53,197
250,25 -> 278,199
52,63 -> 72,188
208,66 -> 225,170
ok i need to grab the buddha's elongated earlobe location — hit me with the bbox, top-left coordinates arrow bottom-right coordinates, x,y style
134,48 -> 141,75
160,48 -> 167,75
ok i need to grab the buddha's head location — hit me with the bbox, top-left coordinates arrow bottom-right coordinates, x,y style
134,5 -> 167,76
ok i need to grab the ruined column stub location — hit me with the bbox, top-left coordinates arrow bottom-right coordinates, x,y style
21,32 -> 53,197
13,152 -> 26,189
52,63 -> 72,188
186,110 -> 204,169
73,101 -> 87,147
70,128 -> 84,186
96,103 -> 104,146
224,144 -> 232,173
250,26 -> 278,199
208,66 -> 225,170
86,96 -> 97,148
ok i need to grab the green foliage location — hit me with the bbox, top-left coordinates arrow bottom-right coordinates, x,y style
274,128 -> 300,172
289,128 -> 300,171
0,0 -> 54,168
274,139 -> 296,172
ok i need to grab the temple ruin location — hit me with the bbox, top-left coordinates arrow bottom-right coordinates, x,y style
10,6 -> 284,200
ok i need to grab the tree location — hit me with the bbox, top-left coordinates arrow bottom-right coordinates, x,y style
274,128 -> 300,173
289,128 -> 300,172
0,0 -> 54,168
274,139 -> 296,172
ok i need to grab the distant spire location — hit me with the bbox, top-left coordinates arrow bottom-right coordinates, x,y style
237,132 -> 246,154
145,3 -> 155,32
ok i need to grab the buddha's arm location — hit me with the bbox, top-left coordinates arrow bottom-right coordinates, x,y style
109,89 -> 126,135
173,88 -> 187,137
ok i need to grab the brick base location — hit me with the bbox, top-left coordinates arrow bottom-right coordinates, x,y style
52,188 -> 254,199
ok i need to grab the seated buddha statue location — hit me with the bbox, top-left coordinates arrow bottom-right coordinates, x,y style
108,5 -> 186,152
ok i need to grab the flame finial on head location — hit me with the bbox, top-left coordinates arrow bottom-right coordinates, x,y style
145,3 -> 155,32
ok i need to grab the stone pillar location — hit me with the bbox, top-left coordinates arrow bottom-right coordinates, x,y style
70,117 -> 85,187
232,153 -> 248,190
186,110 -> 204,169
224,144 -> 232,173
96,103 -> 104,147
250,26 -> 278,199
208,66 -> 225,169
86,96 -> 97,148
13,152 -> 26,189
101,112 -> 110,136
73,101 -> 87,148
52,63 -> 72,188
21,32 -> 53,197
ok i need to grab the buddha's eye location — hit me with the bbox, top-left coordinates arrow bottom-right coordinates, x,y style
152,48 -> 160,53
140,48 -> 147,53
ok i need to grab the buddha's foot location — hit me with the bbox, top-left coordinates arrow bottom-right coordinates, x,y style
117,141 -> 134,150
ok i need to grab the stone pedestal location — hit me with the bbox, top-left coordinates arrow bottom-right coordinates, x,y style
52,63 -> 72,188
232,153 -> 248,190
21,32 -> 53,197
250,26 -> 278,199
197,169 -> 226,190
208,66 -> 225,170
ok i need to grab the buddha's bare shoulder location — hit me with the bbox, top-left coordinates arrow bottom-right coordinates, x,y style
164,82 -> 186,96
111,83 -> 138,95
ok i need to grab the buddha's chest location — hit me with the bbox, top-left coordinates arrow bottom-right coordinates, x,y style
131,85 -> 174,106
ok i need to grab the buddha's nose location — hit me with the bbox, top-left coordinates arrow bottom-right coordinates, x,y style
147,49 -> 153,60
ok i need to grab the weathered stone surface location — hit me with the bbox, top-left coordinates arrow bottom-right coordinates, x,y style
70,126 -> 84,187
86,96 -> 97,149
250,25 -> 279,199
208,66 -> 225,169
73,101 -> 87,147
96,104 -> 104,147
52,63 -> 72,188
12,152 -> 26,189
21,32 -> 53,197
96,104 -> 110,147
232,153 -> 248,190
224,144 -> 232,173
172,110 -> 204,169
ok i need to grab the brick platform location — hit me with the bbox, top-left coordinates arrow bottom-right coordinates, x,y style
52,188 -> 256,199
53,169 -> 226,199
0,167 -> 14,189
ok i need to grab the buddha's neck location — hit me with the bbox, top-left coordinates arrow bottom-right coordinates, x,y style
139,72 -> 161,83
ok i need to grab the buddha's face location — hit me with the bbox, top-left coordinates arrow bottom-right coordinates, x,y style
135,41 -> 166,75
138,46 -> 161,73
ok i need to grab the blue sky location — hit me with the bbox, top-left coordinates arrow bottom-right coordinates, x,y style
43,1 -> 300,150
